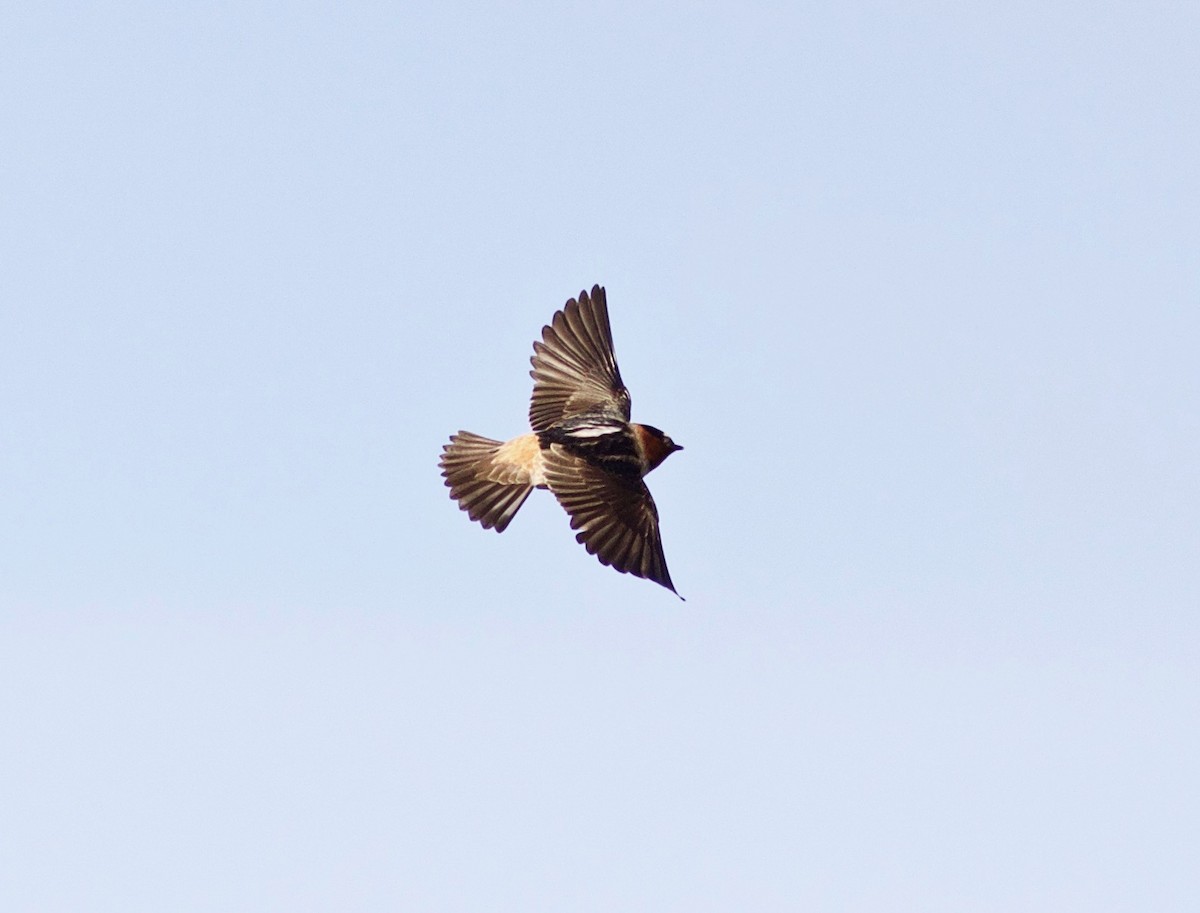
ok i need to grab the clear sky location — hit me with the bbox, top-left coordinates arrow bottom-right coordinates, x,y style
2,2 -> 1197,910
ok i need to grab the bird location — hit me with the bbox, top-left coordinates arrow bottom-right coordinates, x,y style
439,284 -> 684,597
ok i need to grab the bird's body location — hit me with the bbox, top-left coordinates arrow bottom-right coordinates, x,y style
439,285 -> 683,596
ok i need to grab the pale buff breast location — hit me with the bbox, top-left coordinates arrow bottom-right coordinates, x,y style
488,433 -> 548,487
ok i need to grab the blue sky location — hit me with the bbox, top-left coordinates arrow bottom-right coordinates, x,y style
2,2 -> 1198,910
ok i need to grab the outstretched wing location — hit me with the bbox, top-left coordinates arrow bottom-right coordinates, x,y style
529,285 -> 631,432
541,444 -> 679,596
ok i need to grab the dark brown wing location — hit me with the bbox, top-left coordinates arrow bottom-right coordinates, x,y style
541,444 -> 679,596
529,285 -> 631,432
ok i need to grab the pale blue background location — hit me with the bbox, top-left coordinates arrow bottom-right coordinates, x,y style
2,2 -> 1198,910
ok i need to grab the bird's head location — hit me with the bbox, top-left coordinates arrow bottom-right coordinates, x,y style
635,424 -> 683,473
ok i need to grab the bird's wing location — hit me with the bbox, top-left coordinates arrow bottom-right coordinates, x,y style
542,444 -> 678,596
529,285 -> 631,432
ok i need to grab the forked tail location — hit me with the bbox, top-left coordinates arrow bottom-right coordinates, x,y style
439,431 -> 534,532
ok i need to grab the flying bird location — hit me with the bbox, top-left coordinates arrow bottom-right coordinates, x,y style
439,285 -> 684,596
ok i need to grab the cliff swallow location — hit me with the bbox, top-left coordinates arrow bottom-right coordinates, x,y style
439,285 -> 683,596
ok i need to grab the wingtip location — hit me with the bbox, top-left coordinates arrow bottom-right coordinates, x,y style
570,284 -> 605,308
658,572 -> 684,601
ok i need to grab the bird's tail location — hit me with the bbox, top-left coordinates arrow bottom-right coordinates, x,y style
439,431 -> 534,533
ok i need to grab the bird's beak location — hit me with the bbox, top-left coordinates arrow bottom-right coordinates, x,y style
671,442 -> 684,452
